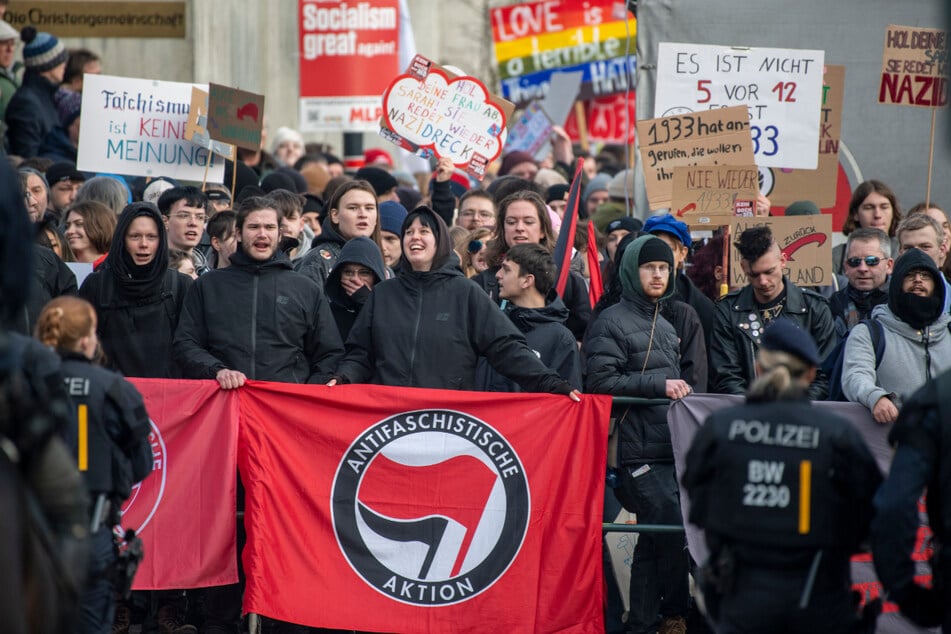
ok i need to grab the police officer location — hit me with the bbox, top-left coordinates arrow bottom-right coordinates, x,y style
35,295 -> 152,634
872,367 -> 951,629
682,319 -> 882,633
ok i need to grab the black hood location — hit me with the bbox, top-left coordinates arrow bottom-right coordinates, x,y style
507,293 -> 570,333
325,236 -> 386,306
889,248 -> 945,328
229,246 -> 294,272
312,214 -> 347,249
103,202 -> 169,301
400,206 -> 453,272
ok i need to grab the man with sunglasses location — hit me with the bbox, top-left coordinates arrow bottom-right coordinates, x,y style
828,228 -> 893,337
842,248 -> 951,424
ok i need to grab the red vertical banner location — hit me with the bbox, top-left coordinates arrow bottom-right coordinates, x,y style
126,379 -> 239,590
238,382 -> 611,632
299,0 -> 401,131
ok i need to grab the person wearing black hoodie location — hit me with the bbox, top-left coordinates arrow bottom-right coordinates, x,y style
478,243 -> 582,391
324,236 -> 386,342
79,201 -> 192,378
331,206 -> 579,398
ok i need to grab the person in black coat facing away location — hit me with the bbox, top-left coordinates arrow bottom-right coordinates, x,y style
324,236 -> 386,342
5,27 -> 68,157
330,206 -> 579,400
79,202 -> 193,378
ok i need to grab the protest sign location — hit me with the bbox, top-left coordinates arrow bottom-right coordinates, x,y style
761,65 -> 845,208
728,214 -> 833,287
78,75 -> 226,182
183,87 -> 235,161
505,102 -> 554,160
491,0 -> 636,107
380,55 -> 514,179
564,93 -> 636,144
671,164 -> 758,223
637,105 -> 755,210
298,0 -> 400,132
879,24 -> 948,108
207,84 -> 265,150
4,2 -> 185,38
655,42 -> 825,169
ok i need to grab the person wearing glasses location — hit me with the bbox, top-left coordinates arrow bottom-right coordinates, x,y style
827,228 -> 893,337
158,185 -> 211,276
842,248 -> 951,424
896,213 -> 951,313
710,226 -> 836,399
324,236 -> 385,341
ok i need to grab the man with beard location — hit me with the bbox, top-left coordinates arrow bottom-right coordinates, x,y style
842,248 -> 951,424
173,196 -> 343,633
828,228 -> 892,337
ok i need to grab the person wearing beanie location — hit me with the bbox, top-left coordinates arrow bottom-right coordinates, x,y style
0,19 -> 22,128
378,199 -> 407,269
582,235 -> 696,634
271,126 -> 305,168
5,26 -> 69,158
38,86 -> 81,162
498,150 -> 539,181
582,173 -> 611,219
645,213 -> 716,362
603,215 -> 641,263
842,248 -> 951,423
45,161 -> 85,216
683,317 -> 882,634
363,147 -> 394,169
354,165 -> 398,202
546,183 -> 569,218
710,225 -> 837,399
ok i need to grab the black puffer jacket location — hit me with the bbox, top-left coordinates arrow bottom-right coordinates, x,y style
710,280 -> 836,399
583,236 -> 682,465
335,207 -> 573,394
174,248 -> 343,383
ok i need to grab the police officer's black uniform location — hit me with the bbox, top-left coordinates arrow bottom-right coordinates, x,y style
60,351 -> 152,634
682,320 -> 882,634
873,367 -> 951,629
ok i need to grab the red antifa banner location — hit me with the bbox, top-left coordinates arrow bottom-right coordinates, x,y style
668,394 -> 933,634
126,379 -> 239,590
238,382 -> 611,633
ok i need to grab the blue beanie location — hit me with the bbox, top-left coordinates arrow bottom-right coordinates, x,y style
21,27 -> 68,72
379,200 -> 408,236
644,213 -> 692,248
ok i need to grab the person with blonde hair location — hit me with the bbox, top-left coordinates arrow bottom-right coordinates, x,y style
35,295 -> 152,634
684,319 -> 882,633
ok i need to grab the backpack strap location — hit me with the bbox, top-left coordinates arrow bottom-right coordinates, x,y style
863,319 -> 886,370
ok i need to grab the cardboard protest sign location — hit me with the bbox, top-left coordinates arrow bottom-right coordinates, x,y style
298,0 -> 400,131
183,88 -> 236,161
671,164 -> 758,224
636,105 -> 755,210
207,84 -> 265,150
655,43 -> 825,169
78,75 -> 226,182
491,0 -> 635,106
879,24 -> 948,108
380,55 -> 515,179
729,215 -> 833,287
505,102 -> 554,160
761,65 -> 845,208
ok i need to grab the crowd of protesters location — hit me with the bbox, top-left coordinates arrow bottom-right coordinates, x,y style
4,17 -> 951,634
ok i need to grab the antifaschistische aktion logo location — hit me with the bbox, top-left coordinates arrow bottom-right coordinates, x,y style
332,409 -> 530,606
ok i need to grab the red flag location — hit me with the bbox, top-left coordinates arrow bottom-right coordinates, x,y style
552,157 -> 586,297
126,379 -> 239,590
238,382 -> 611,633
587,220 -> 603,307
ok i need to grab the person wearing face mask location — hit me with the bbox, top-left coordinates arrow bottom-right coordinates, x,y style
842,248 -> 951,424
324,237 -> 386,342
78,201 -> 193,378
